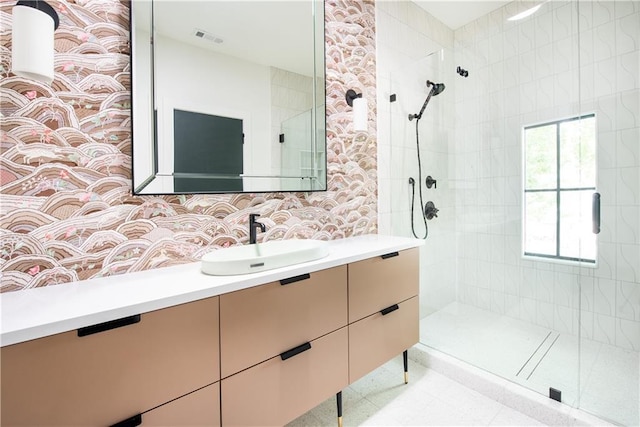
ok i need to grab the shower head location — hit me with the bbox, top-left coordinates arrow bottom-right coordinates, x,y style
427,80 -> 445,96
408,80 -> 446,121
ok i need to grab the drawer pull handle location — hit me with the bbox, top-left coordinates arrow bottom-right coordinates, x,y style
381,251 -> 399,259
280,273 -> 311,286
110,413 -> 142,427
380,304 -> 399,316
280,342 -> 312,360
77,314 -> 141,337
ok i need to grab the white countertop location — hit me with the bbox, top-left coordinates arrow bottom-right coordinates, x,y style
0,234 -> 423,347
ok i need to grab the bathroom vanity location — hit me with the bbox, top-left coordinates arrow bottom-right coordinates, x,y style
0,235 -> 421,426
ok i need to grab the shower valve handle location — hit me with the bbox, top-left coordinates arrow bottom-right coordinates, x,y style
425,176 -> 437,189
424,201 -> 439,220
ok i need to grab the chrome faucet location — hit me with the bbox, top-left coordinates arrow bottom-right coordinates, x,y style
249,213 -> 266,244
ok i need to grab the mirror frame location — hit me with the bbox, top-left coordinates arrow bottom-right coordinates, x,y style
130,1 -> 327,195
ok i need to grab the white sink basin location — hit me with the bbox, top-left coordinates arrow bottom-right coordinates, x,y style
201,239 -> 330,276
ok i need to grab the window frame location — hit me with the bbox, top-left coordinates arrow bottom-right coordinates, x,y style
522,113 -> 597,264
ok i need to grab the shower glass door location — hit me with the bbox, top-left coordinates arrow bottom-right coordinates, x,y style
576,1 -> 640,424
388,49 -> 455,323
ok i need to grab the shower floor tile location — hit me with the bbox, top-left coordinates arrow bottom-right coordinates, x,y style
420,302 -> 553,380
420,302 -> 639,426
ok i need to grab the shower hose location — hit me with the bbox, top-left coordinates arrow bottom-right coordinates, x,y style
410,118 -> 429,240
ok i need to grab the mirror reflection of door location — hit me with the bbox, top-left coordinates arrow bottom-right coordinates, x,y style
172,109 -> 243,192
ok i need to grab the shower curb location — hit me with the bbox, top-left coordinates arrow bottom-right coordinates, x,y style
408,343 -> 616,426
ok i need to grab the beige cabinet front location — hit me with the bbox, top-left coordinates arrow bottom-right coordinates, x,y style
141,383 -> 221,426
0,297 -> 220,427
221,327 -> 349,426
349,296 -> 419,382
348,248 -> 419,323
220,265 -> 347,377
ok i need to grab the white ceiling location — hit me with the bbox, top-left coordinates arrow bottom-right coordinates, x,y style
142,1 -> 510,77
152,1 -> 315,77
414,0 -> 511,30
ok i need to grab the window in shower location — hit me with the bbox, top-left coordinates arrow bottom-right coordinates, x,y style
523,114 -> 597,263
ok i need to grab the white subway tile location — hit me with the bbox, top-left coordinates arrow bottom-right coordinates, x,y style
579,275 -> 596,313
594,277 -> 617,315
596,94 -> 617,132
618,89 -> 640,130
593,21 -> 617,62
615,318 -> 640,350
617,50 -> 639,93
536,300 -> 554,328
598,129 -> 617,170
503,25 -> 520,59
615,1 -> 639,19
616,243 -> 640,283
554,305 -> 576,334
553,3 -> 575,41
616,206 -> 639,245
536,269 -> 555,303
491,290 -> 506,314
616,280 -> 640,321
615,12 -> 640,56
592,1 -> 615,27
593,313 -> 616,344
579,309 -> 594,339
577,0 -> 594,31
579,28 -> 595,66
520,297 -> 537,323
553,37 -> 574,74
616,166 -> 639,205
535,11 -> 554,47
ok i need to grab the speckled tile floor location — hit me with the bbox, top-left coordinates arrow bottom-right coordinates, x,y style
286,356 -> 544,426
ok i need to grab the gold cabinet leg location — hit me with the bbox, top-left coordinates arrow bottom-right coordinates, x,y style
336,391 -> 343,427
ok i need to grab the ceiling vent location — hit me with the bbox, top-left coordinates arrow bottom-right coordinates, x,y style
193,28 -> 223,44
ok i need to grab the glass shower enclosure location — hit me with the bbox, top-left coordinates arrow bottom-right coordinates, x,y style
384,1 -> 639,425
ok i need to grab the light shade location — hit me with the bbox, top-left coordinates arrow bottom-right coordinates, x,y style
352,96 -> 367,132
11,1 -> 59,84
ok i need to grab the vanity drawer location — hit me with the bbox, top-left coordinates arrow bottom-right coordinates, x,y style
220,265 -> 347,377
221,327 -> 348,427
348,248 -> 419,322
0,297 -> 220,427
137,382 -> 220,426
349,296 -> 419,383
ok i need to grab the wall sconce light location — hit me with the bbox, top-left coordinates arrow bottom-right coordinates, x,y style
11,0 -> 60,85
346,89 -> 367,132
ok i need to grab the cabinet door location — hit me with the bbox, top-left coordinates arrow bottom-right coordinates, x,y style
222,327 -> 348,427
348,248 -> 419,322
0,297 -> 220,427
349,296 -> 419,383
220,266 -> 347,377
140,383 -> 220,426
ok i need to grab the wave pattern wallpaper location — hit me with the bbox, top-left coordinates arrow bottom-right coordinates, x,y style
0,0 -> 377,292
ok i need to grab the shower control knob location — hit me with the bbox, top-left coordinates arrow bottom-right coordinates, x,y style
424,201 -> 439,220
425,176 -> 437,189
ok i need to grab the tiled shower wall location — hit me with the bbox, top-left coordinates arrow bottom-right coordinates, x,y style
0,0 -> 377,293
454,0 -> 640,351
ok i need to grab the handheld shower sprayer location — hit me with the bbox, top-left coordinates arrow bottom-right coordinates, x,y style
408,80 -> 445,121
408,79 -> 445,239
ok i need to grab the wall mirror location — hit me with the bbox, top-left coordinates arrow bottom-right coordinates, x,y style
131,1 -> 326,194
